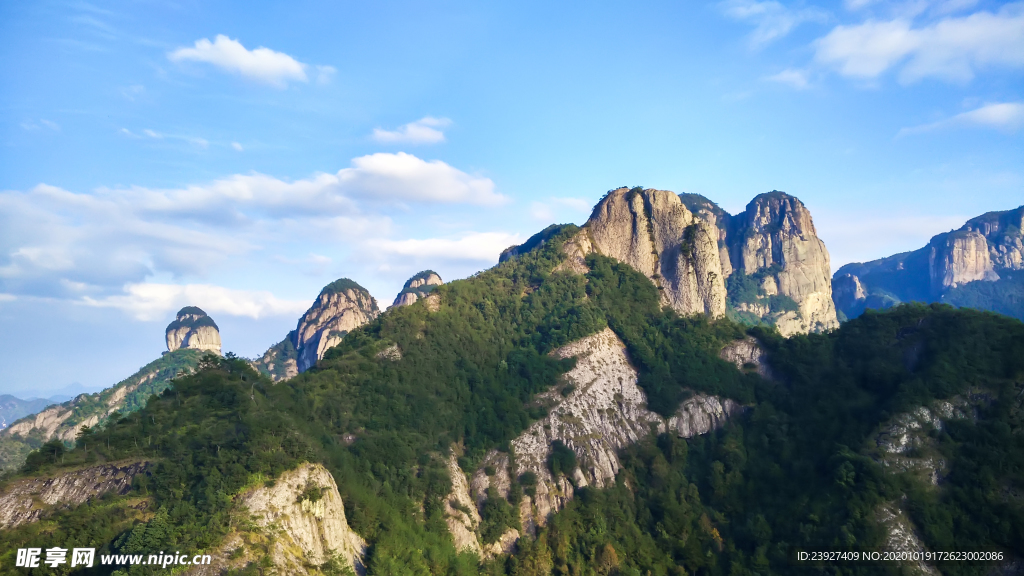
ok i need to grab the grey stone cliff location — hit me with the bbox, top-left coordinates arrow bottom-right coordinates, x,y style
583,187 -> 728,318
252,279 -> 380,379
165,306 -> 221,354
188,463 -> 366,575
721,192 -> 839,336
390,271 -> 443,309
455,328 -> 747,549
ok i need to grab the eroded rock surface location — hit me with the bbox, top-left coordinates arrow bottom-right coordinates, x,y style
725,193 -> 839,335
719,337 -> 772,379
254,279 -> 380,379
457,328 -> 745,548
295,280 -> 380,373
0,461 -> 149,529
586,188 -> 727,318
876,503 -> 941,576
166,306 -> 221,354
191,463 -> 366,575
390,271 -> 443,309
444,453 -> 483,556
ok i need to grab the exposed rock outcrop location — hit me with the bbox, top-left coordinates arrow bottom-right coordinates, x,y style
191,463 -> 366,575
719,336 -> 772,379
718,192 -> 839,336
0,461 -> 149,529
834,205 -> 1024,322
166,306 -> 221,354
929,231 -> 999,291
390,271 -> 443,309
876,503 -> 941,576
444,453 -> 484,557
584,188 -> 727,317
295,280 -> 379,373
461,328 -> 745,545
254,279 -> 380,380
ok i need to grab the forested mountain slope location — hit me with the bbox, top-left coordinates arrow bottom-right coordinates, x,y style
1,226 -> 1021,576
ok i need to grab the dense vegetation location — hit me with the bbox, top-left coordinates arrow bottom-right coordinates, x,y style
2,225 -> 1022,575
942,271 -> 1024,321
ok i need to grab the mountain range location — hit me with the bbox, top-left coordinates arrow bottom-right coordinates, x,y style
0,189 -> 1021,575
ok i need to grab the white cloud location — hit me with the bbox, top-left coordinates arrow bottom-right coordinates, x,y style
337,152 -> 504,205
372,232 -> 522,262
766,68 -> 812,88
0,153 -> 503,307
898,101 -> 1024,135
814,4 -> 1024,82
168,35 -> 311,87
0,293 -> 16,302
721,0 -> 828,47
83,283 -> 311,321
232,141 -> 244,151
372,117 -> 452,144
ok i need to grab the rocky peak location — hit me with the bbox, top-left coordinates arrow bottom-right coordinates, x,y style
293,279 -> 380,373
165,306 -> 221,354
390,270 -> 443,308
584,187 -> 727,317
723,192 -> 839,335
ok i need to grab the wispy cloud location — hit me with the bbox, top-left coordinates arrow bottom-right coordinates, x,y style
168,35 -> 324,88
21,119 -> 60,131
121,127 -> 208,148
83,283 -> 310,321
765,68 -> 811,88
372,117 -> 452,144
0,153 -> 504,308
898,102 -> 1024,136
371,232 -> 522,262
720,0 -> 828,48
814,4 -> 1024,83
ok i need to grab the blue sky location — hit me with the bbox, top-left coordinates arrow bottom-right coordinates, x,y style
1,0 -> 1021,397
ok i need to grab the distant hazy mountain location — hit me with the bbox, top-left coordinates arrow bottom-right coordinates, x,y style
834,205 -> 1024,321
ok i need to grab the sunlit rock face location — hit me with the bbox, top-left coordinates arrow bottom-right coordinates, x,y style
585,187 -> 727,318
463,328 -> 746,543
535,188 -> 837,335
390,271 -> 443,309
187,463 -> 367,576
293,279 -> 380,373
722,192 -> 839,336
165,306 -> 221,354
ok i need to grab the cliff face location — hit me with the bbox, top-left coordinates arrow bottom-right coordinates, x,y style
165,306 -> 221,354
585,188 -> 727,318
458,328 -> 745,545
723,192 -> 839,336
0,461 -> 149,529
190,463 -> 366,576
543,188 -> 836,334
835,205 -> 1024,321
292,279 -> 379,374
390,271 -> 443,309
